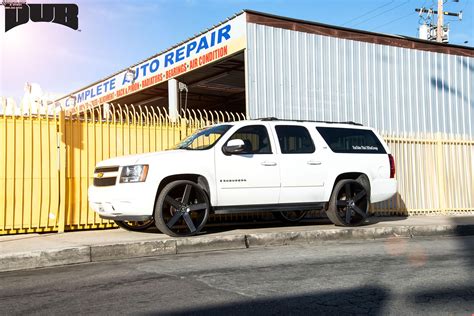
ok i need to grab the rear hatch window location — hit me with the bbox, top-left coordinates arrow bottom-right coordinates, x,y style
316,127 -> 386,154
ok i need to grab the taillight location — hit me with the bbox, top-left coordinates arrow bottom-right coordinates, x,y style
388,154 -> 395,178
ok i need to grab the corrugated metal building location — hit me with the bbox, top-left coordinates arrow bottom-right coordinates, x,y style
245,11 -> 473,139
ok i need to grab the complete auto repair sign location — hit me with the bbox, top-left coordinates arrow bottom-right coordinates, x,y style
59,14 -> 246,111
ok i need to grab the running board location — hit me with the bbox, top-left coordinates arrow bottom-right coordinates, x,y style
213,203 -> 326,214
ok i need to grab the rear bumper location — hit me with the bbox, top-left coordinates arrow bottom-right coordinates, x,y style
371,178 -> 397,203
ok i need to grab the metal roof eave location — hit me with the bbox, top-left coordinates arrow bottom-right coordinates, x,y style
243,9 -> 474,52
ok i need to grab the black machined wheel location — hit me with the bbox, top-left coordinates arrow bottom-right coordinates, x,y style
154,180 -> 210,237
273,210 -> 308,224
326,179 -> 369,227
114,220 -> 155,232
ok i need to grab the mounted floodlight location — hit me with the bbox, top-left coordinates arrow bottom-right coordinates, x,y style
178,82 -> 188,92
178,81 -> 189,114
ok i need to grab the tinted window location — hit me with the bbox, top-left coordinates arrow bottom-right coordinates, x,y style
317,127 -> 386,154
275,125 -> 315,154
175,124 -> 231,150
228,125 -> 272,154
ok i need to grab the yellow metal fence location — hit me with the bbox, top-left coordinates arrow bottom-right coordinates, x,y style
0,104 -> 473,234
374,136 -> 474,216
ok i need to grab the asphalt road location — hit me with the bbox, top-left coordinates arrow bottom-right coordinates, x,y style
1,236 -> 473,315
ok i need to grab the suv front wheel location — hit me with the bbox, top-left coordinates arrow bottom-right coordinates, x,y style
326,179 -> 369,227
154,180 -> 210,237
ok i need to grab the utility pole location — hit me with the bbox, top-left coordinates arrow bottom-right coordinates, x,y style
416,0 -> 463,43
437,0 -> 444,42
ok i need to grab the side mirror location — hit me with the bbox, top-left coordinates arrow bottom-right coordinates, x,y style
223,139 -> 245,155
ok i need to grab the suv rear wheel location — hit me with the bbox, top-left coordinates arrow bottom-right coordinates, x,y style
326,179 -> 369,226
273,211 -> 308,224
154,180 -> 210,237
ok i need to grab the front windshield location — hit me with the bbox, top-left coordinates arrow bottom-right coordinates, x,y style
175,124 -> 232,150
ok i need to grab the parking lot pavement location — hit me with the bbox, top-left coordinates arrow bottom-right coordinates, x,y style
1,215 -> 473,272
1,236 -> 473,315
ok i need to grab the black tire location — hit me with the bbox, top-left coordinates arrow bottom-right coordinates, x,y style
114,220 -> 154,232
273,211 -> 308,224
326,179 -> 369,227
154,180 -> 210,237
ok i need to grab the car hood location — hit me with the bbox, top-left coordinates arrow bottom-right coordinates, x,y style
96,149 -> 199,167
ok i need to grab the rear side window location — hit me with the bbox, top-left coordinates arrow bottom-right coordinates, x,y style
316,127 -> 386,154
275,125 -> 315,154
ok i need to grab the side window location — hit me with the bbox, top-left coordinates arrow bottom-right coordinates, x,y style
275,125 -> 315,154
316,127 -> 387,154
227,125 -> 272,154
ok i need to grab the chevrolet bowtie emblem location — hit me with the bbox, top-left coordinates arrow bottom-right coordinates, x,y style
97,172 -> 104,178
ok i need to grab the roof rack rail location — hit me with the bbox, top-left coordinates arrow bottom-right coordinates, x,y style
257,117 -> 363,126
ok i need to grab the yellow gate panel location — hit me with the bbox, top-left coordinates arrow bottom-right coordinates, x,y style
0,110 -> 61,234
442,141 -> 474,212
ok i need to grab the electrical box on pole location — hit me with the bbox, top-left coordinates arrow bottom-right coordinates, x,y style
415,0 -> 462,43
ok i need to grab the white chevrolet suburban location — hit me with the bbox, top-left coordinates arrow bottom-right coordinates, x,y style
88,118 -> 397,237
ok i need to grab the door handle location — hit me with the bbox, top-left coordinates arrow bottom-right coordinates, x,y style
261,161 -> 277,166
307,160 -> 322,165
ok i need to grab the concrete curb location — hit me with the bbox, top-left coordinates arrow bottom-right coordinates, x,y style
1,224 -> 473,272
0,247 -> 91,272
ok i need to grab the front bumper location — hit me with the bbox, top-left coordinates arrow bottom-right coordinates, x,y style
98,214 -> 153,221
88,182 -> 156,219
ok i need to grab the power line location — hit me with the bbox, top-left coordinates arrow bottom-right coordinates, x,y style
351,0 -> 411,27
447,0 -> 468,22
342,1 -> 395,26
373,12 -> 417,31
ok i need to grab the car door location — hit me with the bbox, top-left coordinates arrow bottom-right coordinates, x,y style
214,124 -> 280,206
275,124 -> 327,203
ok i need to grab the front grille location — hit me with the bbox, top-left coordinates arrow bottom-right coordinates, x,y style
94,165 -> 119,187
94,177 -> 117,187
94,166 -> 119,173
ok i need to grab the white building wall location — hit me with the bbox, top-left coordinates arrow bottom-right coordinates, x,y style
246,23 -> 474,138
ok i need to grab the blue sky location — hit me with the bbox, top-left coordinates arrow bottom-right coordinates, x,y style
1,0 -> 472,102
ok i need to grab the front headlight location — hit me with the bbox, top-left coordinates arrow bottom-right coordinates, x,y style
120,165 -> 149,183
